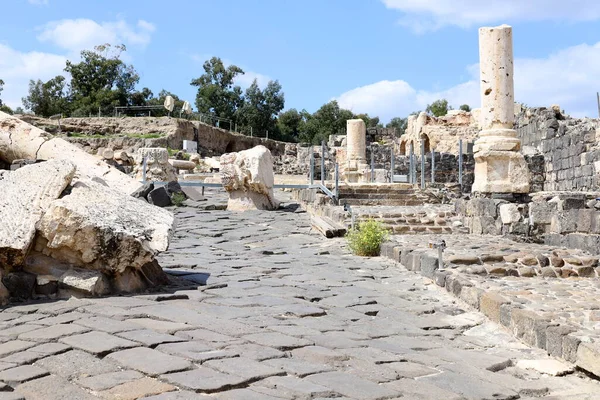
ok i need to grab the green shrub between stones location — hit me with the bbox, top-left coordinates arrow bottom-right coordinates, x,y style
345,219 -> 390,257
171,192 -> 186,207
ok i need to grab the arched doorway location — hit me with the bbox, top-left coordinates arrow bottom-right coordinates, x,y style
399,141 -> 406,156
225,141 -> 235,153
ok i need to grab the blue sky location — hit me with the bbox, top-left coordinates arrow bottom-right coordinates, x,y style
2,0 -> 600,122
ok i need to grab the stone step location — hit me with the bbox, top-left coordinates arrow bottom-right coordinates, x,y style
342,199 -> 425,206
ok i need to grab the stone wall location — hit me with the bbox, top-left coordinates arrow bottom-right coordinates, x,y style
516,108 -> 600,191
456,192 -> 600,255
401,111 -> 479,156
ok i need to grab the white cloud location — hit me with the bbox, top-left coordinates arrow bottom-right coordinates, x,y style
0,44 -> 67,109
382,0 -> 600,33
336,40 -> 600,122
28,0 -> 48,5
37,18 -> 156,52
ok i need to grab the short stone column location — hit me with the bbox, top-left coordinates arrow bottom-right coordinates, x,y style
346,119 -> 366,163
343,119 -> 369,182
472,24 -> 529,193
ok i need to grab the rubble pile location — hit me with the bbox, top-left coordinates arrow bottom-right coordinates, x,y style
0,112 -> 175,303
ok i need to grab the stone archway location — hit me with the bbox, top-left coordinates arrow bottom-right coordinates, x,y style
422,134 -> 431,154
225,141 -> 235,153
399,141 -> 406,156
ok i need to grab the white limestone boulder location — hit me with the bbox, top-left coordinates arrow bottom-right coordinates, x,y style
0,160 -> 76,270
0,111 -> 139,194
220,145 -> 279,211
35,178 -> 175,276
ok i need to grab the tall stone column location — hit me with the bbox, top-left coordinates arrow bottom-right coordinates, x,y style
472,25 -> 529,193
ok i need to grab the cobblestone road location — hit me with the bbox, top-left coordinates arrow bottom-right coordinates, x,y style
0,191 -> 599,399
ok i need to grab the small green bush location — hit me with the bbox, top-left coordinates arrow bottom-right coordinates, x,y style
345,219 -> 390,257
171,192 -> 186,207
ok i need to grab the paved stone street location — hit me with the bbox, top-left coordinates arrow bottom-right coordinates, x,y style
0,190 -> 599,399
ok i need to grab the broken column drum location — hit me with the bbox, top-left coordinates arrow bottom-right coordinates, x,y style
346,119 -> 367,163
472,24 -> 530,193
344,119 -> 369,183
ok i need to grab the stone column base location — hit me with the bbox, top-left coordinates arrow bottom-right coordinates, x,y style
472,150 -> 530,193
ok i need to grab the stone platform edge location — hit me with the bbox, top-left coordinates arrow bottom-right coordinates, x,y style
380,241 -> 600,377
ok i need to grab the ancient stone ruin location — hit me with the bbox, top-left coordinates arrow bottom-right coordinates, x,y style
0,112 -> 174,301
220,145 -> 279,211
472,24 -> 530,193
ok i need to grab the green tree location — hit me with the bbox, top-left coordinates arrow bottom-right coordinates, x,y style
0,79 -> 4,107
146,90 -> 187,117
277,108 -> 302,141
299,101 -> 353,144
459,104 -> 471,112
0,79 -> 11,114
22,76 -> 70,117
190,57 -> 244,121
426,99 -> 452,117
65,43 -> 140,116
236,79 -> 285,138
386,117 -> 408,136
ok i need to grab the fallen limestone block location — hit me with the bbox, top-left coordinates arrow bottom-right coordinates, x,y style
0,111 -> 139,194
36,179 -> 174,277
0,160 -> 76,270
169,159 -> 196,170
133,147 -> 177,182
220,145 -> 279,211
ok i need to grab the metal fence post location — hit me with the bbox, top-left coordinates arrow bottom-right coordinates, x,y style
370,145 -> 375,183
250,127 -> 253,137
310,147 -> 315,185
409,142 -> 414,184
458,139 -> 463,190
420,139 -> 425,189
321,140 -> 326,185
335,162 -> 339,201
390,147 -> 395,183
431,148 -> 435,184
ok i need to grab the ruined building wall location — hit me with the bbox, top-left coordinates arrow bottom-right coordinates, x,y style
400,110 -> 480,156
516,108 -> 600,192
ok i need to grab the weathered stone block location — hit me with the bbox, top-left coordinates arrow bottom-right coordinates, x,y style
546,325 -> 576,359
576,342 -> 600,377
36,179 -> 174,285
221,145 -> 279,211
529,200 -> 557,225
499,203 -> 521,224
0,160 -> 75,270
419,252 -> 439,279
479,292 -> 509,323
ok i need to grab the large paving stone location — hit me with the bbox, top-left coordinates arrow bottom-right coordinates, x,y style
0,341 -> 36,357
60,331 -> 137,355
99,377 -> 176,400
15,374 -> 98,400
204,357 -> 285,380
107,347 -> 193,376
162,367 -> 249,393
116,329 -> 185,347
243,332 -> 313,350
156,342 -> 234,363
262,357 -> 333,377
0,365 -> 48,385
18,323 -> 89,342
305,371 -> 400,400
34,350 -> 119,380
77,370 -> 144,391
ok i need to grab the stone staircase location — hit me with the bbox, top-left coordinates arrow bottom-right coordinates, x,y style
352,204 -> 467,235
337,183 -> 439,207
